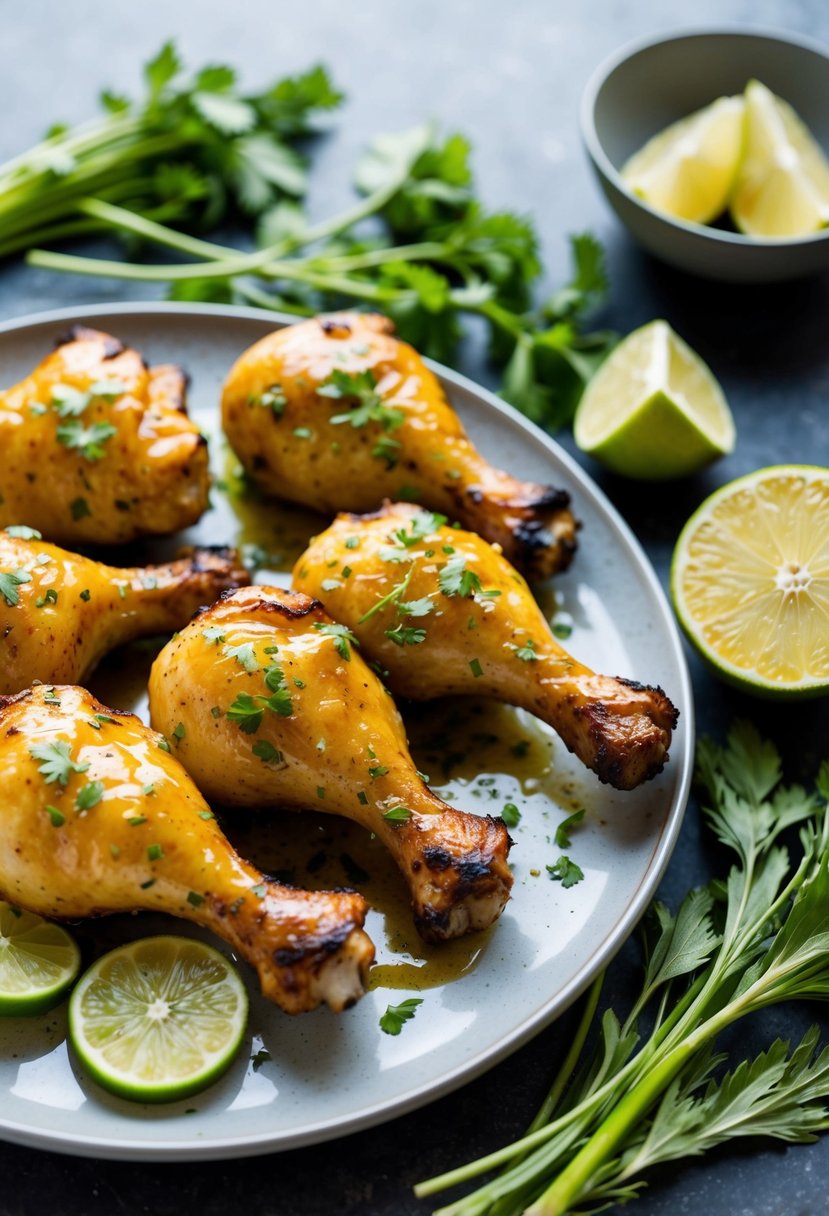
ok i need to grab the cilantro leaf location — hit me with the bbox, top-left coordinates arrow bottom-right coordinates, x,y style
223,641 -> 258,672
439,554 -> 482,599
385,624 -> 427,646
314,620 -> 359,661
262,663 -> 293,715
76,780 -> 104,811
252,739 -> 284,765
379,996 -> 423,1035
29,740 -> 90,786
56,419 -> 118,461
546,855 -> 584,888
227,693 -> 264,734
0,568 -> 32,606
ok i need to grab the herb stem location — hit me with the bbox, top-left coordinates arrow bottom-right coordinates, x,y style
527,974 -> 604,1134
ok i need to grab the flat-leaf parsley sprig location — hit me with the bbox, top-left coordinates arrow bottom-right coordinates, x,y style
416,722 -> 829,1215
16,45 -> 613,431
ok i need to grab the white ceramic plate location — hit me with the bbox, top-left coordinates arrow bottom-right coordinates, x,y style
0,303 -> 693,1160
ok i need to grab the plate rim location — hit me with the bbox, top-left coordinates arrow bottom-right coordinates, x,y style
0,301 -> 695,1160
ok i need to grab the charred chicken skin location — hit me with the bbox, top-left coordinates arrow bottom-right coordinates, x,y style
221,312 -> 578,579
148,585 -> 513,942
0,685 -> 373,1013
293,503 -> 678,791
0,326 -> 210,544
0,529 -> 250,692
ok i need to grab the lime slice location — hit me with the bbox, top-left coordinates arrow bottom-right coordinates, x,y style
0,902 -> 80,1016
622,95 -> 745,224
573,320 -> 735,480
671,465 -> 829,698
69,936 -> 248,1103
731,80 -> 829,238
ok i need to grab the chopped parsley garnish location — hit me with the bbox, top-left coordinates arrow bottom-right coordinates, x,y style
344,536 -> 360,550
70,497 -> 91,521
172,722 -> 186,740
227,692 -> 265,733
5,525 -> 41,540
187,890 -> 205,907
357,790 -> 369,806
439,554 -> 483,599
198,810 -> 214,820
252,739 -> 284,765
76,781 -> 104,811
547,855 -> 584,888
56,419 -> 118,461
368,764 -> 389,779
223,641 -> 258,672
392,510 -> 447,549
263,663 -> 293,714
469,657 -> 483,678
516,637 -> 538,662
385,624 -> 427,646
0,568 -> 32,606
292,426 -> 312,439
314,621 -> 359,661
501,802 -> 522,828
398,596 -> 433,617
318,368 -> 405,438
383,805 -> 413,822
157,738 -> 171,753
379,997 -> 423,1035
128,815 -> 147,826
255,383 -> 287,416
29,740 -> 89,785
372,435 -> 402,468
552,621 -> 573,640
35,589 -> 59,608
46,805 -> 65,827
554,809 -> 585,849
202,626 -> 226,644
147,843 -> 164,861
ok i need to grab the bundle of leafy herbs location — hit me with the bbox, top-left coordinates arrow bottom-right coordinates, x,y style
5,42 -> 611,430
415,723 -> 829,1215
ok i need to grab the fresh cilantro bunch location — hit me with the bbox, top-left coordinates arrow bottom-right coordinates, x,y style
0,42 -> 341,260
417,723 -> 829,1215
14,47 -> 612,432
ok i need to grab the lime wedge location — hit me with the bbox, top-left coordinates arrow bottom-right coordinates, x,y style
671,465 -> 829,698
69,936 -> 248,1103
0,902 -> 80,1016
573,320 -> 735,480
731,80 -> 829,237
622,95 -> 745,224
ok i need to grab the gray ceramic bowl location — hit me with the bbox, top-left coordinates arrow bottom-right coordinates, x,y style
581,28 -> 829,282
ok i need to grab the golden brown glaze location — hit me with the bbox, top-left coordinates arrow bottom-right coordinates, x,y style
221,312 -> 578,579
147,586 -> 513,942
0,326 -> 210,543
0,685 -> 373,1013
293,503 -> 678,790
0,530 -> 250,692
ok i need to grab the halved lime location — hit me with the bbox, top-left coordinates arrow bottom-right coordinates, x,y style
622,95 -> 745,224
731,80 -> 829,238
573,320 -> 735,480
671,465 -> 829,698
68,936 -> 248,1103
0,902 -> 80,1016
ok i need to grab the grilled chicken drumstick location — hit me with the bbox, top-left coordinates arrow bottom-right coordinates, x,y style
0,528 -> 250,692
0,326 -> 210,543
148,585 -> 513,942
0,685 -> 373,1013
294,503 -> 678,791
221,312 -> 578,579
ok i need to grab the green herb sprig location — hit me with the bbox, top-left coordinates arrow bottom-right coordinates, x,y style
417,723 -> 829,1215
16,45 -> 611,430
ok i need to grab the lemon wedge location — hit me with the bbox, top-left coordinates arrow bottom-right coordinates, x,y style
730,80 -> 829,237
622,96 -> 745,224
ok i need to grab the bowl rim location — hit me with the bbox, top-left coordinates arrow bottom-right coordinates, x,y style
580,24 -> 829,249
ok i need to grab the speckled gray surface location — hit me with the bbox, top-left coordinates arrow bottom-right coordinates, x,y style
1,1 -> 828,1213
